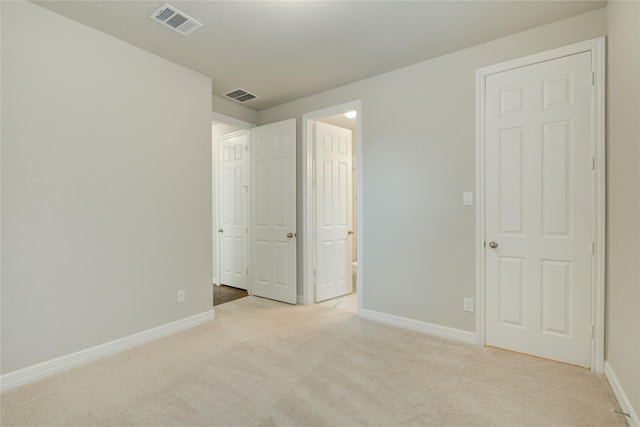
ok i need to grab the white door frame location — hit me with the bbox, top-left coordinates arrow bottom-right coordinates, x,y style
475,37 -> 606,373
302,101 -> 363,307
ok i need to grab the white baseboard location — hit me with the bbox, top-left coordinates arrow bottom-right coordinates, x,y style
0,310 -> 215,392
605,361 -> 639,427
359,308 -> 478,345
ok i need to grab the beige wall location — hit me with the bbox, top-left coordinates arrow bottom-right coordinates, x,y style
258,9 -> 607,332
212,95 -> 259,126
1,2 -> 213,373
605,0 -> 640,417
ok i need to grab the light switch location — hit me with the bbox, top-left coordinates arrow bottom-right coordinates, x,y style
463,192 -> 473,206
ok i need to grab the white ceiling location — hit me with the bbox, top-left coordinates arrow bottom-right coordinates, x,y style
32,1 -> 606,111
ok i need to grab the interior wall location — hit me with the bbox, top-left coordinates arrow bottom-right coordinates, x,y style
605,0 -> 640,417
258,8 -> 607,333
1,1 -> 213,374
212,95 -> 259,126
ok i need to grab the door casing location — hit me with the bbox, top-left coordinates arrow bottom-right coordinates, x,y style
302,101 -> 363,307
475,37 -> 606,373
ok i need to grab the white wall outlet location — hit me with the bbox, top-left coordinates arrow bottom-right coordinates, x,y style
176,289 -> 186,303
463,297 -> 474,312
463,192 -> 473,206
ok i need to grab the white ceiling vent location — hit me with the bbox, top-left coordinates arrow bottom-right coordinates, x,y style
151,4 -> 202,36
224,89 -> 259,103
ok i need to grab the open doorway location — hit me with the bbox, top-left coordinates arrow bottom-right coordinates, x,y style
212,114 -> 254,305
212,115 -> 298,306
302,101 -> 362,312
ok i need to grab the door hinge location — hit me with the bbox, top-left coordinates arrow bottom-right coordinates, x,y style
245,144 -> 248,151
590,325 -> 594,339
590,241 -> 595,255
313,269 -> 316,277
247,269 -> 249,275
591,72 -> 595,86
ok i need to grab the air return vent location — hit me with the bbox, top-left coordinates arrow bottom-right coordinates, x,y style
224,89 -> 259,103
151,4 -> 202,36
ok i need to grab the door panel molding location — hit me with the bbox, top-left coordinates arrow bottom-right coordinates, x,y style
314,121 -> 353,302
250,119 -> 297,304
217,131 -> 249,290
476,37 -> 606,372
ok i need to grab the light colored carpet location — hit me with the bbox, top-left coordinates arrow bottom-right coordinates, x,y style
0,295 -> 626,426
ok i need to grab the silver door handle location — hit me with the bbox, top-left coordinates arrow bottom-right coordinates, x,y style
488,241 -> 498,249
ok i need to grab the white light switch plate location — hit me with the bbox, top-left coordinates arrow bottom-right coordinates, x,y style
463,192 -> 473,205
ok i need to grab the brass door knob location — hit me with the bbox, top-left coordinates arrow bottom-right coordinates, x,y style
348,230 -> 354,235
287,232 -> 294,239
488,241 -> 499,249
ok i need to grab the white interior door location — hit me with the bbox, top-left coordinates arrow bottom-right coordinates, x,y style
218,131 -> 249,290
485,52 -> 593,367
314,121 -> 353,302
251,119 -> 297,304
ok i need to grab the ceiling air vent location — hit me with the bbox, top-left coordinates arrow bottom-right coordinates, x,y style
224,89 -> 259,103
151,4 -> 202,36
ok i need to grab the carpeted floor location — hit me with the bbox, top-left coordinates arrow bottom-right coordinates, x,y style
0,296 -> 627,426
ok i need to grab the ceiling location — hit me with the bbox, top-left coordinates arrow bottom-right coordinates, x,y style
319,113 -> 357,132
32,1 -> 606,111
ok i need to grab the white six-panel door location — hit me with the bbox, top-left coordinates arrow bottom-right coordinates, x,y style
314,121 -> 353,302
485,52 -> 593,367
251,119 -> 297,304
218,132 -> 249,290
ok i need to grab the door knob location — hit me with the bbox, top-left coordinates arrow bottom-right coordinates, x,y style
218,229 -> 223,233
348,230 -> 354,235
287,232 -> 295,239
488,241 -> 499,249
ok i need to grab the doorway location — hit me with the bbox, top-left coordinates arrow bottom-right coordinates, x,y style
303,101 -> 362,309
212,116 -> 253,303
213,117 -> 298,305
476,38 -> 605,372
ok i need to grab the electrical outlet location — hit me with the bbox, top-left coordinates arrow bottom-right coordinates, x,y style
463,297 -> 474,313
177,289 -> 186,303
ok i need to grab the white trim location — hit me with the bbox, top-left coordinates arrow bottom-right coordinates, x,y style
475,37 -> 606,372
0,310 -> 215,392
301,101 -> 363,309
359,308 -> 478,345
605,362 -> 640,427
